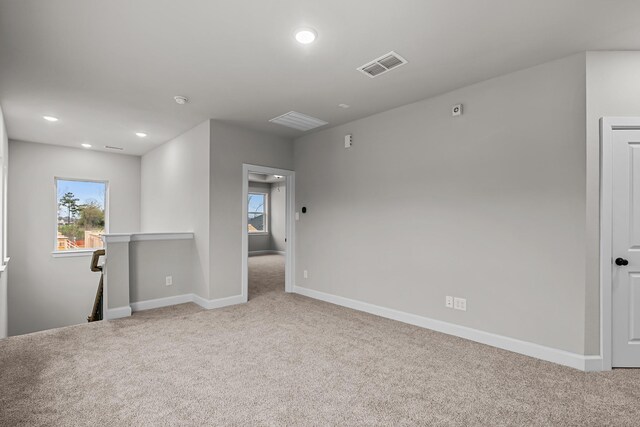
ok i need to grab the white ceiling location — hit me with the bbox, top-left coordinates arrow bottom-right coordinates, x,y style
1,0 -> 640,155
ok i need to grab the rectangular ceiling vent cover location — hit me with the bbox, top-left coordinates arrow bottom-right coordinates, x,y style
269,111 -> 328,131
357,51 -> 408,78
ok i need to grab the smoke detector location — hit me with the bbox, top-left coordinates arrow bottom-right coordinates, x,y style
174,96 -> 188,105
357,51 -> 408,78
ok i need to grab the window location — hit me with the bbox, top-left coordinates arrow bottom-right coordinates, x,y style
55,178 -> 107,252
248,192 -> 268,233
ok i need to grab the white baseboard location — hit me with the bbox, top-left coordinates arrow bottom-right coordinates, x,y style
192,293 -> 246,309
129,293 -> 246,313
130,294 -> 194,312
293,286 -> 602,372
583,356 -> 605,372
249,250 -> 285,256
106,306 -> 132,320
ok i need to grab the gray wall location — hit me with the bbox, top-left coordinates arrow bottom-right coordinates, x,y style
129,239 -> 194,303
584,51 -> 640,354
248,182 -> 271,252
141,120 -> 210,299
8,140 -> 140,335
209,120 -> 293,298
104,241 -> 130,310
270,182 -> 286,252
294,54 -> 587,354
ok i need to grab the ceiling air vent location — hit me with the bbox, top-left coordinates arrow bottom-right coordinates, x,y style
358,51 -> 407,78
269,111 -> 328,132
105,145 -> 124,150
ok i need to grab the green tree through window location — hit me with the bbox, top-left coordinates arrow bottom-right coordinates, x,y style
59,192 -> 80,225
56,179 -> 107,251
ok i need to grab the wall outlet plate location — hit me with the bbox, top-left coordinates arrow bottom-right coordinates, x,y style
165,275 -> 173,286
453,297 -> 466,311
452,104 -> 462,117
445,296 -> 454,308
345,134 -> 353,148
303,270 -> 308,279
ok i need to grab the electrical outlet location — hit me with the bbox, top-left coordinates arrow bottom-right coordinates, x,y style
453,297 -> 466,311
165,275 -> 173,286
303,270 -> 308,279
445,296 -> 454,308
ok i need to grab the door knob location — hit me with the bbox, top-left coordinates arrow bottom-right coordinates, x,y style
615,257 -> 629,266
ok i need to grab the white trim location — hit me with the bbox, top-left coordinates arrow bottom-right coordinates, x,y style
130,232 -> 194,242
51,250 -> 94,258
105,306 -> 131,320
584,356 -> 605,372
192,293 -> 245,310
130,294 -> 194,312
599,117 -> 640,371
102,234 -> 131,243
242,164 -> 295,301
248,250 -> 286,256
102,232 -> 194,244
294,286 -> 601,372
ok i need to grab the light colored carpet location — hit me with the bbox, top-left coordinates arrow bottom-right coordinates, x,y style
1,254 -> 639,426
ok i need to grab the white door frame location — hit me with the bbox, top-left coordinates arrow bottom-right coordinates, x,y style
241,164 -> 295,301
600,117 -> 640,370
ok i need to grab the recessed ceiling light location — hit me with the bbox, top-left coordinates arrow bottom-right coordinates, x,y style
135,132 -> 147,138
43,115 -> 58,122
295,28 -> 317,44
81,143 -> 92,148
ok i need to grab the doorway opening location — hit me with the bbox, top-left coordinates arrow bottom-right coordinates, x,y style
241,164 -> 294,301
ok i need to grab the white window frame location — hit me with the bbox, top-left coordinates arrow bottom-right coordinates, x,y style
52,177 -> 109,257
248,191 -> 269,235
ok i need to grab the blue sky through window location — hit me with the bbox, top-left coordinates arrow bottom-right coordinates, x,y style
248,193 -> 265,213
57,180 -> 106,209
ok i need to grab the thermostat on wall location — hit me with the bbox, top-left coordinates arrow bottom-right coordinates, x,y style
452,104 -> 463,117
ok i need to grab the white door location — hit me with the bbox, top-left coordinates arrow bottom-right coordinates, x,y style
612,129 -> 640,367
